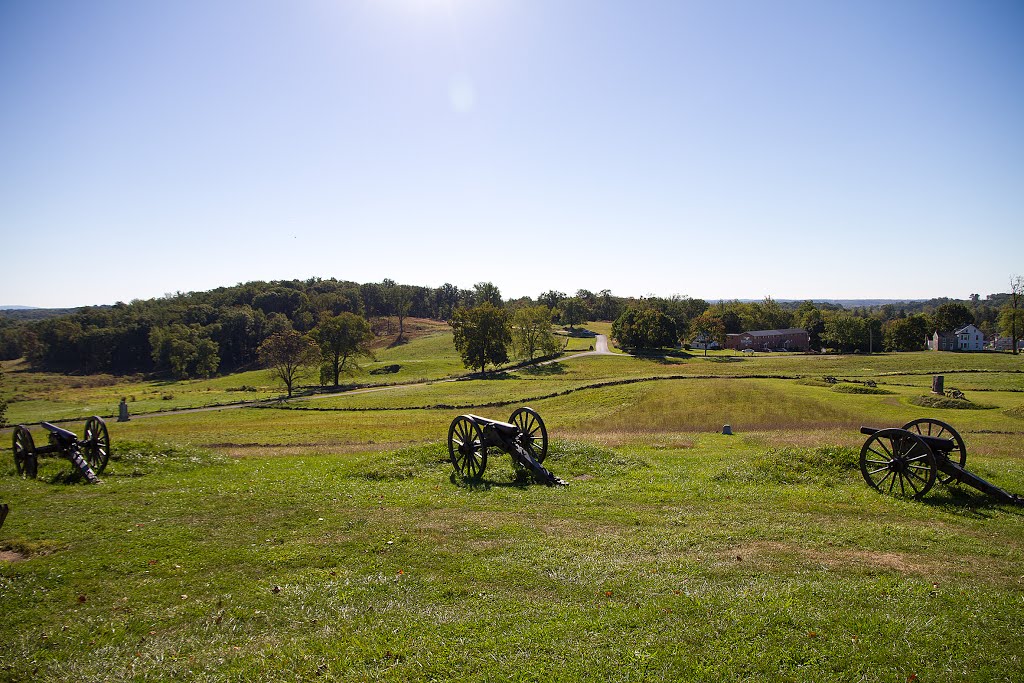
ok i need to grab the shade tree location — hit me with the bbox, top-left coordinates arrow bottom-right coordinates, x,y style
689,312 -> 726,356
258,329 -> 320,397
612,307 -> 678,350
449,303 -> 511,374
931,302 -> 974,333
512,306 -> 561,360
312,312 -> 374,387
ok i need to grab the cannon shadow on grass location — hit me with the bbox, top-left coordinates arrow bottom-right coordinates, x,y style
916,487 -> 1024,519
449,472 -> 542,490
44,470 -> 89,486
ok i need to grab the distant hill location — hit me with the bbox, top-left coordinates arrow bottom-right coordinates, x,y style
783,299 -> 925,307
731,299 -> 926,307
0,307 -> 85,321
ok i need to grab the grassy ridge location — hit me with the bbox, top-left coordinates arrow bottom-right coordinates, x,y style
4,327 -> 1022,425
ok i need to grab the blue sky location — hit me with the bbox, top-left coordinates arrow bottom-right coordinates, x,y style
1,0 -> 1022,307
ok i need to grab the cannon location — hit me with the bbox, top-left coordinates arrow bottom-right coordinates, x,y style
12,417 -> 109,484
447,407 -> 566,486
859,418 -> 1022,505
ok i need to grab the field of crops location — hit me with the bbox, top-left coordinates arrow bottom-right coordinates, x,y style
2,327 -> 1023,681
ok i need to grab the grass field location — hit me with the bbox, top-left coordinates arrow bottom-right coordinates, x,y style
2,331 -> 1024,681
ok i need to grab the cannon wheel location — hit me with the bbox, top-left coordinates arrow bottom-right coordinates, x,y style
448,416 -> 487,478
13,425 -> 38,479
509,407 -> 548,463
82,416 -> 110,474
902,418 -> 965,484
860,428 -> 937,500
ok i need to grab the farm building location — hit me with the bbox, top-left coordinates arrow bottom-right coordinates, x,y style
991,336 -> 1023,352
725,328 -> 809,352
955,324 -> 985,351
928,325 -> 985,351
927,331 -> 957,351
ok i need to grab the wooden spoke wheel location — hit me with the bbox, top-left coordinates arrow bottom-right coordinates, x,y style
82,416 -> 110,474
448,416 -> 487,478
13,425 -> 37,479
509,407 -> 548,463
902,418 -> 965,484
860,428 -> 937,500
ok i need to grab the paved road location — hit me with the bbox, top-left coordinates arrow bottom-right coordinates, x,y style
554,334 -> 620,361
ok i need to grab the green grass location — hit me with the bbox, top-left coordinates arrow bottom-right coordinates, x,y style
2,435 -> 1022,681
5,341 -> 1021,426
3,347 -> 1024,680
360,330 -> 466,384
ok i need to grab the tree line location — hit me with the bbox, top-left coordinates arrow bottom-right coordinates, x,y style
609,291 -> 1023,355
1,276 -> 1022,379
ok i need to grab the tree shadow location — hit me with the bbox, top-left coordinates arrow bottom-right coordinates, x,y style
386,336 -> 409,349
310,382 -> 362,394
460,371 -> 516,381
521,363 -> 567,376
627,349 -> 694,364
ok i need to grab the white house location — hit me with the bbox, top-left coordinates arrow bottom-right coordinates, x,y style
955,324 -> 984,351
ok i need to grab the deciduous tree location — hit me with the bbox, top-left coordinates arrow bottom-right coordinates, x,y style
821,314 -> 867,352
449,303 -> 511,374
883,314 -> 930,352
512,306 -> 560,360
537,290 -> 566,310
1003,275 -> 1023,355
313,313 -> 374,387
931,302 -> 974,333
689,312 -> 726,356
258,329 -> 320,397
612,307 -> 678,350
473,282 -> 503,308
149,324 -> 220,379
560,298 -> 588,329
384,280 -> 414,340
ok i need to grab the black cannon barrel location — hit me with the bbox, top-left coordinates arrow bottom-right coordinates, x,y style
41,422 -> 77,443
860,426 -> 955,454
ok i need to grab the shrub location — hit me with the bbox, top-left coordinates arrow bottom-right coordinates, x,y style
832,385 -> 895,395
909,395 -> 996,410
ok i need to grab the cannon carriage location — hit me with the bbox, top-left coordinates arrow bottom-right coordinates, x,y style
448,407 -> 566,486
12,417 -> 109,483
858,418 -> 1022,505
